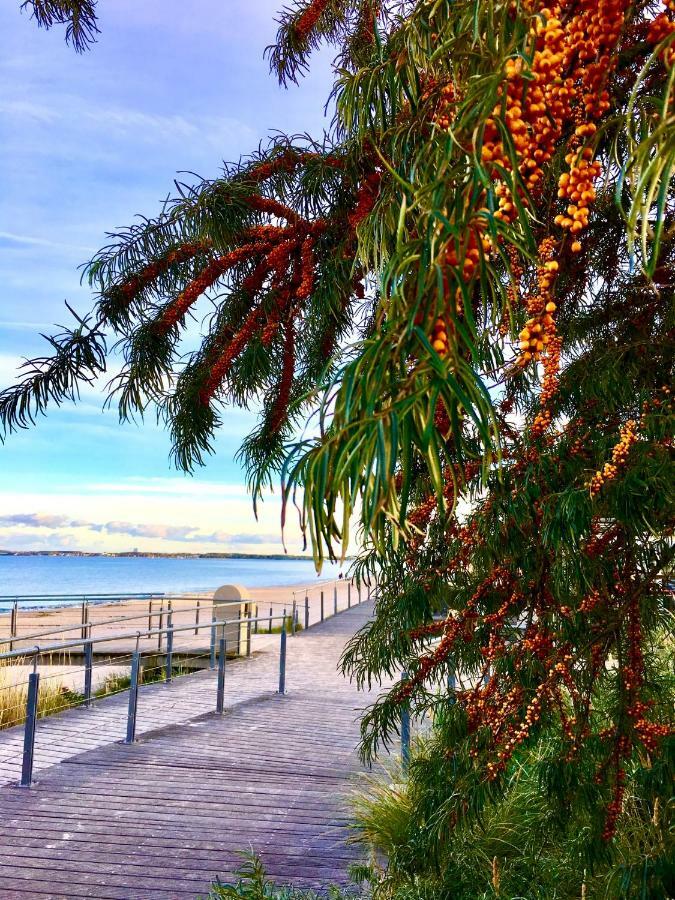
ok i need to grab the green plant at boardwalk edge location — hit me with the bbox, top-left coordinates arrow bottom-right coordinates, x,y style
207,852 -> 357,900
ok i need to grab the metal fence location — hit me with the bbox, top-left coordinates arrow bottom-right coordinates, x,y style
0,578 -> 367,787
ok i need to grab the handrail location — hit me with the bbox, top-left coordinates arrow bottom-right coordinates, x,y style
3,578 -> 368,788
0,579 -> 351,650
0,592 -> 167,603
0,578 -> 348,605
0,596 -> 250,647
0,611 -> 290,663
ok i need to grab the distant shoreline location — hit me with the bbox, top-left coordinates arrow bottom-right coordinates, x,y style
0,551 -> 321,560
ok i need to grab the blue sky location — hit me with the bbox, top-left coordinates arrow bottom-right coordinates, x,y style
0,0 -> 335,554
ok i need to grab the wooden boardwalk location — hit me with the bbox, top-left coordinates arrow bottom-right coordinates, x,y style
0,603 -> 387,899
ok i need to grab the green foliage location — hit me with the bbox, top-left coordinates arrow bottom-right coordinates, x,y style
3,1 -> 673,565
19,0 -> 99,51
207,852 -> 356,899
348,730 -> 675,899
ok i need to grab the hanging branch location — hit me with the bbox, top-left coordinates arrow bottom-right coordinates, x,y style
0,306 -> 107,433
268,319 -> 297,435
20,0 -> 99,51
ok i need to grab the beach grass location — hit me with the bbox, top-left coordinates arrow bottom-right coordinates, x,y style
263,616 -> 303,635
0,655 -> 81,729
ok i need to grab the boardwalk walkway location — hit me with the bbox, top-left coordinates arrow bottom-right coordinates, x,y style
0,603 -> 387,899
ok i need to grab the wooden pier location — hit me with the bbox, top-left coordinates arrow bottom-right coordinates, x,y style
0,602 -> 388,898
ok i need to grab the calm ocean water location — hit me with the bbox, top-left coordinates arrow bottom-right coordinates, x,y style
0,556 -> 345,609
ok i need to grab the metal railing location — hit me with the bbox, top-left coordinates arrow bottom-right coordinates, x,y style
1,596 -> 237,653
13,611 -> 291,787
0,578 -> 368,787
0,579 -> 368,650
291,578 -> 373,629
0,592 -> 168,651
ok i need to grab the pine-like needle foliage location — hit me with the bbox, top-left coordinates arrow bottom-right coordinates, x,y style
19,0 -> 99,51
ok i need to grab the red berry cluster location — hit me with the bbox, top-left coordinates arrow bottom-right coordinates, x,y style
293,0 -> 330,41
648,4 -> 675,67
156,242 -> 269,332
348,171 -> 382,228
267,320 -> 296,434
116,240 -> 213,307
199,305 -> 268,404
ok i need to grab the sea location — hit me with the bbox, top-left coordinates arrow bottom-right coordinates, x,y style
0,555 -> 346,610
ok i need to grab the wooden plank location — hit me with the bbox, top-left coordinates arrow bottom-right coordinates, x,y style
0,796 -> 353,827
0,831 -> 357,863
0,603 -> 385,895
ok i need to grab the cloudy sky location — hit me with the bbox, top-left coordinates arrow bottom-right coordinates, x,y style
0,1 -> 335,554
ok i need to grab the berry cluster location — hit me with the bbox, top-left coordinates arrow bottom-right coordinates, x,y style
293,0 -> 330,41
588,419 -> 638,497
156,243 -> 269,333
555,147 -> 601,252
115,240 -> 213,309
267,320 -> 296,434
348,171 -> 382,228
431,316 -> 451,357
200,304 -> 268,405
432,82 -> 457,132
648,3 -> 675,67
516,250 -> 558,368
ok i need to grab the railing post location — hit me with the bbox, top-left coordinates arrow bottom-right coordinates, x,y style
80,599 -> 89,641
83,637 -> 93,708
278,624 -> 287,695
304,595 -> 309,630
400,670 -> 410,774
125,650 -> 140,744
291,600 -> 297,636
268,606 -> 273,634
216,635 -> 226,714
165,611 -> 174,683
20,667 -> 40,787
253,603 -> 259,634
246,606 -> 252,657
9,601 -> 17,651
209,616 -> 217,670
194,599 -> 201,636
448,672 -> 456,703
333,585 -> 338,616
148,599 -> 153,632
320,591 -> 324,622
348,583 -> 351,608
157,599 -> 164,651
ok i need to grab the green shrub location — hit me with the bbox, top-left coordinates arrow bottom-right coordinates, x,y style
347,737 -> 674,900
207,852 -> 357,899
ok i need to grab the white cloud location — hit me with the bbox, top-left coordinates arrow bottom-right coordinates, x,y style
0,486 -> 308,555
0,230 -> 95,252
0,96 -> 256,158
0,513 -> 280,546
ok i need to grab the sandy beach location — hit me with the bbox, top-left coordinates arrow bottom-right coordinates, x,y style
0,576 -> 365,698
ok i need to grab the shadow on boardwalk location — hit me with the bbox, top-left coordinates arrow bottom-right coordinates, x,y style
0,603 -> 386,899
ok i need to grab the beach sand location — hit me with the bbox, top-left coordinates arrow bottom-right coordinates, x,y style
0,576 -> 368,696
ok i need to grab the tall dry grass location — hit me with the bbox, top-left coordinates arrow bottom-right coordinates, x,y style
0,655 -> 79,729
